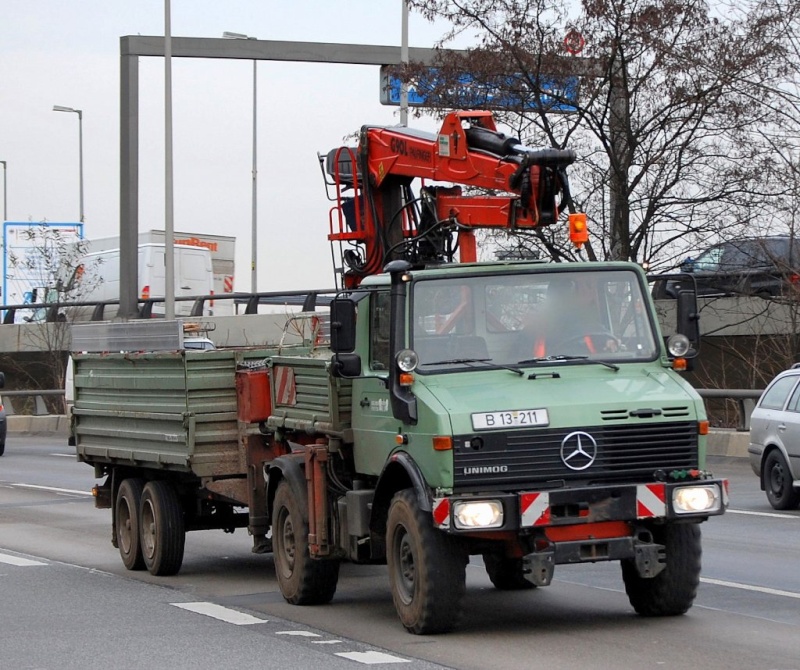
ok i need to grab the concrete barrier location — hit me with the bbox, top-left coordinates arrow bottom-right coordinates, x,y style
7,416 -> 750,458
7,414 -> 71,437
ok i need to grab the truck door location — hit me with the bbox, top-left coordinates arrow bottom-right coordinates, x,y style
351,291 -> 398,476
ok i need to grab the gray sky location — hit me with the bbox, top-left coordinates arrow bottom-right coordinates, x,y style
1,1 -> 457,292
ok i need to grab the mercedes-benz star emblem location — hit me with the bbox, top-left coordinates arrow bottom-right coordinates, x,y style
560,431 -> 598,471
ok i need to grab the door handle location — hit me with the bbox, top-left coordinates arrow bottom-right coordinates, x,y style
778,423 -> 787,431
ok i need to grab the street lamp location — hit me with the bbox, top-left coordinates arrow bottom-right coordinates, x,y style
223,31 -> 259,294
52,105 -> 84,223
0,160 -> 7,221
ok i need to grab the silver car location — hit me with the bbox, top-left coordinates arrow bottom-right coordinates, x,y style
749,366 -> 800,509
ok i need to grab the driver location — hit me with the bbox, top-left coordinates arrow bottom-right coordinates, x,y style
519,275 -> 619,358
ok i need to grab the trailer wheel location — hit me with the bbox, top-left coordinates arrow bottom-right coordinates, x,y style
621,523 -> 701,616
272,480 -> 339,605
386,489 -> 466,634
116,478 -> 146,571
482,552 -> 536,590
764,450 -> 800,510
140,480 -> 185,576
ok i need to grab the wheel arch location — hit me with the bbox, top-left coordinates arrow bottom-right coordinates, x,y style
370,451 -> 432,539
266,453 -> 308,522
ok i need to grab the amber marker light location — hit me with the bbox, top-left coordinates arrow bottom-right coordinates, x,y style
569,212 -> 588,248
399,372 -> 415,386
433,436 -> 453,451
672,358 -> 687,371
698,420 -> 709,435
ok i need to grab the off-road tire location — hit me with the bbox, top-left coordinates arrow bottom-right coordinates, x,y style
764,450 -> 800,510
483,552 -> 536,590
386,489 -> 467,634
272,481 -> 339,605
621,523 -> 701,616
140,480 -> 185,576
116,478 -> 146,570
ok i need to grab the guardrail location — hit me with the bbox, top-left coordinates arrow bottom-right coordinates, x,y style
696,389 -> 762,432
0,288 -> 338,324
2,387 -> 762,430
2,389 -> 66,415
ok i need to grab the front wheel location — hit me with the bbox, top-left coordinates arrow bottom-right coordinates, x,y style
764,450 -> 800,510
272,481 -> 339,605
386,489 -> 466,634
140,480 -> 185,576
621,523 -> 701,616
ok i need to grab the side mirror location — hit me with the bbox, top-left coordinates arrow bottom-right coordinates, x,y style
330,353 -> 362,378
676,289 -> 700,355
330,297 -> 357,353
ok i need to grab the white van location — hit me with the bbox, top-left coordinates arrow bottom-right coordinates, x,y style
68,243 -> 214,320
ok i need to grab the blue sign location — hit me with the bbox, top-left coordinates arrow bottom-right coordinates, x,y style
380,66 -> 579,113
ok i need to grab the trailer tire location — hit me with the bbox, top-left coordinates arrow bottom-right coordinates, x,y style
272,480 -> 339,605
621,523 -> 701,616
387,489 -> 466,634
764,450 -> 800,510
482,552 -> 536,591
140,480 -> 185,576
116,478 -> 146,571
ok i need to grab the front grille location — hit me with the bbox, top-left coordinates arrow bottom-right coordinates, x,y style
453,421 -> 697,491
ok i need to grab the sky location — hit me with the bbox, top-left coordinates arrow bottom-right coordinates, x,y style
0,1 -> 464,293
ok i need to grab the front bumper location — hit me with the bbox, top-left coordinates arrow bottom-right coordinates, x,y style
432,479 -> 729,533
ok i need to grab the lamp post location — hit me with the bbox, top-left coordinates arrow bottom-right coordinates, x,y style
223,31 -> 258,294
52,105 -> 84,223
0,160 -> 7,221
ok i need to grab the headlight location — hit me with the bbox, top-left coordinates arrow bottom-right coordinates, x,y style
452,500 -> 504,529
667,334 -> 691,357
672,485 -> 722,514
396,349 -> 419,372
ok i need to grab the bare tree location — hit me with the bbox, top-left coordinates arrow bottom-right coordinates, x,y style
405,0 -> 800,267
4,224 -> 100,408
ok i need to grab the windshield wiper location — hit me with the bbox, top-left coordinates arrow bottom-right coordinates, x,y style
517,355 -> 619,372
423,357 -> 524,376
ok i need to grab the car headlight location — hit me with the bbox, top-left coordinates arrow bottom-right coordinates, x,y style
452,500 -> 504,529
672,485 -> 722,514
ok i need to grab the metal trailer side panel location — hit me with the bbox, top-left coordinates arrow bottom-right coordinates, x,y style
73,347 -> 277,477
266,355 -> 352,437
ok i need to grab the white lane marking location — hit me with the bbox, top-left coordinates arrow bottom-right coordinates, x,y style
51,453 -> 76,458
727,508 -> 799,520
311,640 -> 344,645
275,630 -> 321,637
0,552 -> 47,567
171,602 -> 267,625
11,483 -> 92,497
335,651 -> 411,664
701,577 -> 800,600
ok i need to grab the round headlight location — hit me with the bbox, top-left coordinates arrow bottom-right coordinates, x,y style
667,334 -> 691,357
396,349 -> 419,372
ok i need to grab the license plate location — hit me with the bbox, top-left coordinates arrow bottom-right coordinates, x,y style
471,408 -> 549,430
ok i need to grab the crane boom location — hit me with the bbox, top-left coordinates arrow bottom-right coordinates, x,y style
322,110 -> 587,287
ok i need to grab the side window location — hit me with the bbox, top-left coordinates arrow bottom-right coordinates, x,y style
369,291 -> 391,371
759,375 -> 798,410
787,383 -> 800,412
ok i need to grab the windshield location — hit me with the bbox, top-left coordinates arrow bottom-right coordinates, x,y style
411,269 -> 658,370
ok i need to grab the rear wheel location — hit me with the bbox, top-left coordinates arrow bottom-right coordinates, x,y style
483,552 -> 536,591
387,489 -> 466,634
140,480 -> 185,576
621,523 -> 701,616
272,481 -> 339,605
764,450 -> 800,510
116,478 -> 145,570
